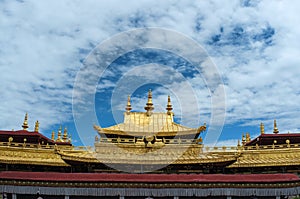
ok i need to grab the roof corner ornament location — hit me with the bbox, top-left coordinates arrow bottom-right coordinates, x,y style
197,124 -> 206,133
22,113 -> 29,130
260,122 -> 265,135
125,95 -> 132,113
166,95 -> 173,115
34,120 -> 39,132
273,119 -> 279,134
93,124 -> 103,134
144,89 -> 154,116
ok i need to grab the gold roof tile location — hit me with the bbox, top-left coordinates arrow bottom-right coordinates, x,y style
0,146 -> 69,167
97,112 -> 202,137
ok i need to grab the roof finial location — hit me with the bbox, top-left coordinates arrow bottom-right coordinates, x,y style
56,126 -> 63,142
144,89 -> 154,116
22,113 -> 29,130
242,133 -> 246,145
63,127 -> 68,142
246,133 -> 251,142
166,95 -> 173,115
273,119 -> 279,134
34,120 -> 39,132
260,122 -> 265,135
51,131 -> 55,141
125,95 -> 132,113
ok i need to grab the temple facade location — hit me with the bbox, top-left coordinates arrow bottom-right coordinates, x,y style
1,91 -> 300,198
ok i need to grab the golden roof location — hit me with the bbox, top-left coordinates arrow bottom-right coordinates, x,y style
95,91 -> 206,137
228,147 -> 300,168
0,145 -> 69,167
95,112 -> 204,137
59,145 -> 237,165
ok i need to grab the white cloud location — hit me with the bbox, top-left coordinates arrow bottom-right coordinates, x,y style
1,0 -> 300,145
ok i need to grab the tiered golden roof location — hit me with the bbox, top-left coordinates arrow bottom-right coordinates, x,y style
2,96 -> 300,173
94,90 -> 206,137
95,112 -> 204,137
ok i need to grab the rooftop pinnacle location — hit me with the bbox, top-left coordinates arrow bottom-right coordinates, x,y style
125,95 -> 132,113
166,95 -> 173,114
273,119 -> 279,134
34,120 -> 39,132
144,89 -> 154,115
63,127 -> 68,142
260,122 -> 265,135
22,113 -> 29,130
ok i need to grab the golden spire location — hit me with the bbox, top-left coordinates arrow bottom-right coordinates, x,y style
260,122 -> 265,135
273,119 -> 279,134
56,126 -> 62,142
34,120 -> 39,132
125,95 -> 132,113
246,133 -> 251,142
63,127 -> 68,142
242,133 -> 246,145
22,113 -> 29,130
51,131 -> 55,141
166,95 -> 173,114
144,89 -> 154,115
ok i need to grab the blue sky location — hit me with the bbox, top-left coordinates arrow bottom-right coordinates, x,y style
1,0 -> 300,146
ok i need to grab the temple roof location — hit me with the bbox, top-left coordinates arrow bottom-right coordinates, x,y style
96,112 -> 204,137
0,145 -> 69,167
241,121 -> 300,146
228,147 -> 300,168
245,133 -> 300,146
0,129 -> 71,146
0,129 -> 52,141
0,113 -> 72,145
59,148 -> 236,165
95,91 -> 206,137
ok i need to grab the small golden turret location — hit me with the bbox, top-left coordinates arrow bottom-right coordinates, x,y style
242,133 -> 246,145
34,120 -> 39,132
125,95 -> 132,113
166,95 -> 173,115
144,89 -> 154,116
245,133 -> 251,142
273,119 -> 279,134
22,113 -> 29,130
56,126 -> 63,142
51,131 -> 55,141
63,127 -> 68,142
260,122 -> 265,135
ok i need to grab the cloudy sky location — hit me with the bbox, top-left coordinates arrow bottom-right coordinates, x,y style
1,0 -> 300,146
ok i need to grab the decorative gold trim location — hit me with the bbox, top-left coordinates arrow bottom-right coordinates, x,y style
0,145 -> 69,167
